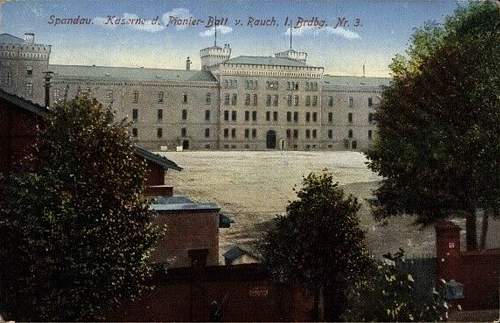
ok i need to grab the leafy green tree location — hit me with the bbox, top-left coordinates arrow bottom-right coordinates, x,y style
344,250 -> 449,322
260,171 -> 373,321
366,2 -> 500,250
0,97 -> 162,321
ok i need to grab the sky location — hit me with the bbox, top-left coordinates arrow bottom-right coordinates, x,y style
0,0 -> 467,76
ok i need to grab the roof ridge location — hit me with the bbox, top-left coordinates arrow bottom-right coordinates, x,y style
49,64 -> 206,73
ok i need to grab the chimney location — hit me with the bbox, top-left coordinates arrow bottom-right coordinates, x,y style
186,56 -> 192,71
24,33 -> 35,44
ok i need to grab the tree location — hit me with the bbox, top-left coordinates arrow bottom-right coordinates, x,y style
259,171 -> 373,321
344,250 -> 449,322
366,2 -> 500,250
0,97 -> 162,321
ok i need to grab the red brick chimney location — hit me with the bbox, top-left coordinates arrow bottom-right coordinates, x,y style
435,220 -> 462,281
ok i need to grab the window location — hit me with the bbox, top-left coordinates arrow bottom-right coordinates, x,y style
132,109 -> 138,121
312,96 -> 318,106
368,113 -> 374,123
312,129 -> 317,138
293,129 -> 298,139
206,93 -> 211,105
348,113 -> 353,123
231,128 -> 236,138
286,129 -> 291,138
312,112 -> 317,122
25,80 -> 33,96
273,95 -> 278,106
252,129 -> 257,138
158,91 -> 164,103
182,109 -> 188,120
294,95 -> 299,106
224,94 -> 230,105
348,96 -> 354,107
328,112 -> 333,123
231,94 -> 237,105
245,94 -> 251,106
287,95 -> 292,106
306,129 -> 311,139
368,130 -> 373,140
368,97 -> 373,107
224,128 -> 229,138
305,96 -> 311,106
328,96 -> 333,107
245,128 -> 250,138
106,90 -> 113,101
252,111 -> 257,121
266,80 -> 278,90
26,66 -> 33,76
245,111 -> 250,121
224,110 -> 229,121
266,111 -> 271,121
157,128 -> 163,138
348,129 -> 353,138
182,94 -> 188,104
273,111 -> 278,121
306,112 -> 310,122
205,110 -> 210,121
253,94 -> 258,106
132,91 -> 139,103
287,111 -> 292,122
266,95 -> 271,106
294,112 -> 298,122
181,127 -> 187,137
157,109 -> 163,121
232,111 -> 237,121
328,129 -> 333,139
132,128 -> 138,137
205,128 -> 210,137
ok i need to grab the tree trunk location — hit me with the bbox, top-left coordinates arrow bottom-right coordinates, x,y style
466,211 -> 477,251
479,210 -> 489,250
323,284 -> 347,322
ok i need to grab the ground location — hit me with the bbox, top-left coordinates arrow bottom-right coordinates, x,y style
161,151 -> 499,261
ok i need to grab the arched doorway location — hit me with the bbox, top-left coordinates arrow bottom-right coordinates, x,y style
266,130 -> 276,149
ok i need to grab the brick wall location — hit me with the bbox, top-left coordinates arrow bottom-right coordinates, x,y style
435,221 -> 500,310
151,210 -> 219,267
110,264 -> 315,321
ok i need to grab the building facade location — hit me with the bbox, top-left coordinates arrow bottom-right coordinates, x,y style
0,32 -> 390,151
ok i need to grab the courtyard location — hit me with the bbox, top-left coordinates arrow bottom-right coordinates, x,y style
161,151 -> 498,260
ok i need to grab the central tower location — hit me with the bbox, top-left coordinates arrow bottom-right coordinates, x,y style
199,20 -> 231,70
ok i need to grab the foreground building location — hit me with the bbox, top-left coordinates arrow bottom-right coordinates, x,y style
0,32 -> 390,151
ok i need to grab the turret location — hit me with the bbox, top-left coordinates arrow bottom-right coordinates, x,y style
200,44 -> 231,70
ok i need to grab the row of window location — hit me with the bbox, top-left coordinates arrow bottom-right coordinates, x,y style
131,108 -> 374,125
129,91 -> 213,105
223,79 -> 321,91
131,128 -> 374,141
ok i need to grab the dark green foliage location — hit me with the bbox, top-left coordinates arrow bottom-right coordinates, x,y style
260,171 -> 373,320
0,97 -> 162,321
366,2 -> 500,249
344,250 -> 449,322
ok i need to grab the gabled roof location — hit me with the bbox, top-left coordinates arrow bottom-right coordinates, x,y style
0,88 -> 48,116
134,145 -> 182,171
0,33 -> 24,44
49,64 -> 218,82
323,75 -> 391,87
223,244 -> 261,262
223,55 -> 310,67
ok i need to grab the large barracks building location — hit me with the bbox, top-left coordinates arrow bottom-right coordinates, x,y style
0,32 -> 389,151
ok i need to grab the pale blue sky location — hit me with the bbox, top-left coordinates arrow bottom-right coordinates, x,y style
0,0 -> 466,76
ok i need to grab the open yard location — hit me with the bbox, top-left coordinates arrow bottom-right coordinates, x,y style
160,151 -> 498,260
